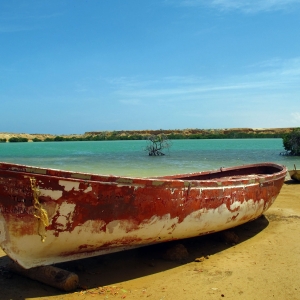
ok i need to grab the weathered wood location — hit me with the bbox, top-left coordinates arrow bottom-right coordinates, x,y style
0,161 -> 287,269
8,260 -> 79,291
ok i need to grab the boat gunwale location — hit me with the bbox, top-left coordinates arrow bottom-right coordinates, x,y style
0,161 -> 287,188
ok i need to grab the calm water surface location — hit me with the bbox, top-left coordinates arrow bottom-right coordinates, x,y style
0,139 -> 299,177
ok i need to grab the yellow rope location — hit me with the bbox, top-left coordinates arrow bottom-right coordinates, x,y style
30,178 -> 49,242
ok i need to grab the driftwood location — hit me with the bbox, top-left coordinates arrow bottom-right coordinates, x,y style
8,260 -> 79,291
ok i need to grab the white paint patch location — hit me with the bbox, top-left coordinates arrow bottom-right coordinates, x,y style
56,216 -> 69,230
56,202 -> 76,230
230,201 -> 241,210
39,189 -> 62,200
83,186 -> 92,193
106,220 -> 121,234
59,202 -> 76,217
59,180 -> 80,192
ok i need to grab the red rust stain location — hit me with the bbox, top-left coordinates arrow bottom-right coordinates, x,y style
78,244 -> 94,250
61,236 -> 145,257
0,166 -> 286,241
230,214 -> 239,221
6,214 -> 37,237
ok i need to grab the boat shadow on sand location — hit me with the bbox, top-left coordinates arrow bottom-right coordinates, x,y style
0,215 -> 269,300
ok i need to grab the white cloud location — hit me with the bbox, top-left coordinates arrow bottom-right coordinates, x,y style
107,56 -> 300,131
291,112 -> 300,124
110,57 -> 300,102
179,0 -> 300,13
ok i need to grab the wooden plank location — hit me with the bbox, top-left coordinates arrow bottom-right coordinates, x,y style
8,260 -> 79,292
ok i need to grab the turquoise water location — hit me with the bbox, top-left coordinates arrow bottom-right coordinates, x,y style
0,139 -> 299,177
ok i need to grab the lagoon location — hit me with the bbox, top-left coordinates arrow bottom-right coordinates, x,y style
0,139 -> 299,177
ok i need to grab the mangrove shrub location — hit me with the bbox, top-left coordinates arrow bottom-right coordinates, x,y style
8,137 -> 28,142
145,134 -> 172,156
283,128 -> 300,156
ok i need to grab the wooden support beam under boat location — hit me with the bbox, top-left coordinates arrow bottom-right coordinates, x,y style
8,260 -> 79,292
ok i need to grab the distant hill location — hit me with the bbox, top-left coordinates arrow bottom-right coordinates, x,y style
0,127 -> 296,142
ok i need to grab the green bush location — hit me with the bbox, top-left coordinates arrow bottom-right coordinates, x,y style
32,138 -> 42,142
44,137 -> 54,142
0,138 -> 6,143
283,128 -> 300,155
8,137 -> 28,143
54,136 -> 65,141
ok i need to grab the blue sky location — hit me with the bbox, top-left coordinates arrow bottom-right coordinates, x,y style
1,0 -> 300,134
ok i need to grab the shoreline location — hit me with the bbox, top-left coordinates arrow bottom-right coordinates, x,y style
0,127 -> 296,142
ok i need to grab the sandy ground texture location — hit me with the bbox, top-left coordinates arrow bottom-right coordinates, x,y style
1,180 -> 300,300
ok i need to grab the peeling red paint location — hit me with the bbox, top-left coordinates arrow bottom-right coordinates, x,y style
0,162 -> 287,269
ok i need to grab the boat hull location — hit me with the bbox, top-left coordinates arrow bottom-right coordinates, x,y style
0,162 -> 287,268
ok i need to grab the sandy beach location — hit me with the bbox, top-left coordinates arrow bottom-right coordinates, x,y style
1,180 -> 300,300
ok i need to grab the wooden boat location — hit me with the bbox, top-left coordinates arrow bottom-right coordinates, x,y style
289,165 -> 300,182
0,162 -> 287,269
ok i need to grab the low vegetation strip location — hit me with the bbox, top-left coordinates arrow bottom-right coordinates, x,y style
0,127 -> 297,143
